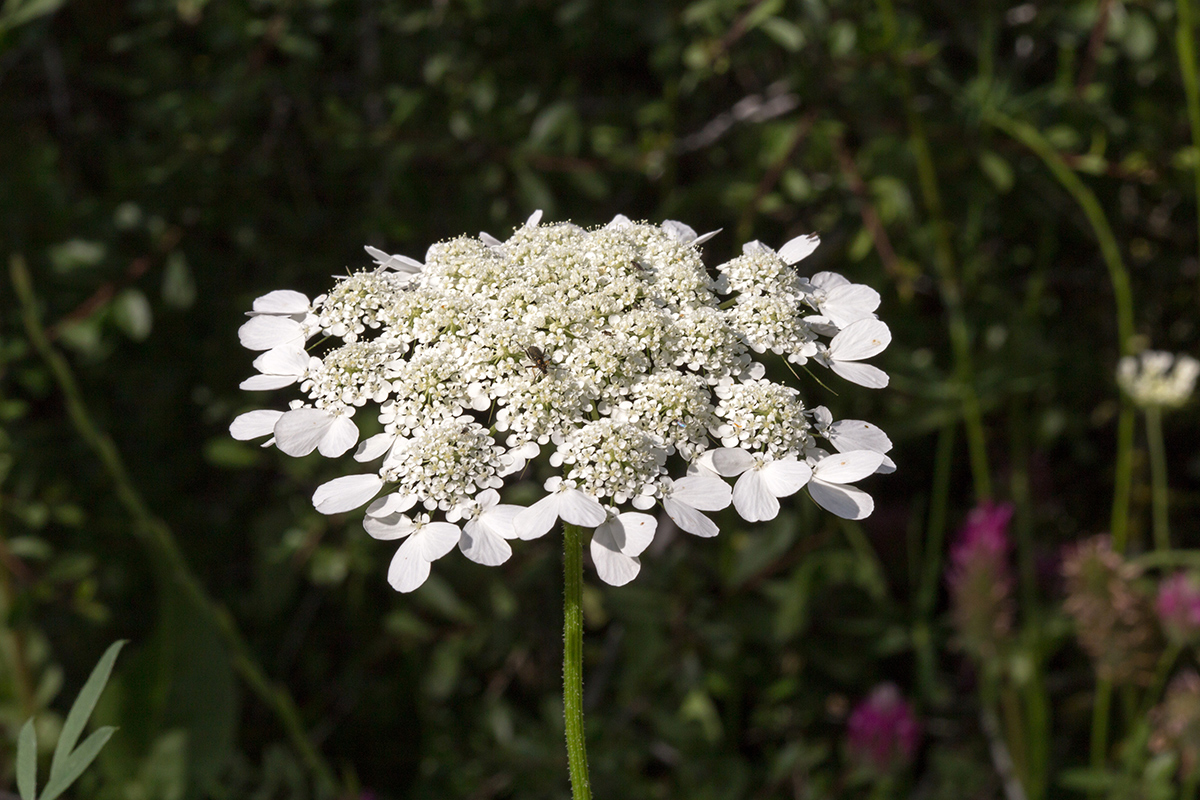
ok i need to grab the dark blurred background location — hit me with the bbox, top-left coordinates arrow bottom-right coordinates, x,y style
2,0 -> 1198,797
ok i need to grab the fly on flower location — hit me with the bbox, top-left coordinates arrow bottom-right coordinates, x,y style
525,345 -> 551,377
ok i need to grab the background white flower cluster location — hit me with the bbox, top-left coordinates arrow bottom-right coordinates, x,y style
231,213 -> 894,591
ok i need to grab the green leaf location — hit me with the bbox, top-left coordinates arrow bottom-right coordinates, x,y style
39,726 -> 117,800
16,718 -> 37,800
49,640 -> 125,785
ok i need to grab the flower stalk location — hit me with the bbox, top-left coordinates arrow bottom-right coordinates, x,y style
563,522 -> 592,800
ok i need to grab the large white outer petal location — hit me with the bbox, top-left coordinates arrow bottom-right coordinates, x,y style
251,290 -> 310,315
316,415 -> 360,458
513,494 -> 563,540
363,514 -> 413,540
663,498 -> 720,538
590,523 -> 641,587
759,460 -> 813,497
828,319 -> 891,361
808,480 -> 874,520
366,493 -> 416,517
238,316 -> 306,351
823,284 -> 881,328
239,374 -> 299,391
670,476 -> 733,511
811,271 -> 851,290
274,408 -> 333,456
355,433 -> 396,462
709,447 -> 756,477
830,361 -> 889,388
388,537 -> 431,593
312,474 -> 383,514
230,409 -> 283,440
557,490 -> 606,527
416,523 -> 461,561
476,505 -> 523,540
460,521 -> 513,566
827,420 -> 892,454
778,233 -> 820,265
252,346 -> 310,377
610,513 -> 656,556
732,471 -> 779,522
812,451 -> 885,484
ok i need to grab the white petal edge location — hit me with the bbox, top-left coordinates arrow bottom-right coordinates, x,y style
808,480 -> 874,520
778,233 -> 820,265
251,290 -> 310,315
557,490 -> 606,527
829,319 -> 891,361
664,498 -> 720,538
460,523 -> 513,566
238,316 -> 305,351
317,414 -> 360,458
274,408 -> 333,456
230,409 -> 283,440
312,474 -> 383,514
590,530 -> 641,587
732,471 -> 779,522
388,537 -> 431,593
670,476 -> 733,511
417,523 -> 462,561
759,460 -> 813,497
239,374 -> 298,391
513,494 -> 563,540
830,360 -> 890,388
812,451 -> 885,484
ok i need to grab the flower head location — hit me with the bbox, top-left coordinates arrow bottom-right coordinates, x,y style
947,501 -> 1015,659
845,684 -> 921,774
232,216 -> 893,590
1062,536 -> 1162,686
1157,571 -> 1200,646
1117,350 -> 1200,409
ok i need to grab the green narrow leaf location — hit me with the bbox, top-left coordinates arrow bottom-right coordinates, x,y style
16,718 -> 37,800
39,727 -> 117,800
48,640 -> 126,784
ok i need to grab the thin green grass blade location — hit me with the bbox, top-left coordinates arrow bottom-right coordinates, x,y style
39,726 -> 116,800
48,640 -> 125,784
16,718 -> 37,800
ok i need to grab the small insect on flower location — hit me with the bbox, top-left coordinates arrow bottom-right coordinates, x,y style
525,345 -> 551,377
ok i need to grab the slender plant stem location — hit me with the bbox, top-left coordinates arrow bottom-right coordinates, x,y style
914,423 -> 956,701
985,111 -> 1138,551
1175,0 -> 1200,299
1090,677 -> 1113,783
10,256 -> 340,796
1145,407 -> 1171,552
1132,550 -> 1200,569
562,522 -> 592,800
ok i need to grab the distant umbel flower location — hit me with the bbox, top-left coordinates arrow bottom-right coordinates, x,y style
1157,571 -> 1200,646
947,501 -> 1015,660
845,683 -> 920,774
1062,536 -> 1161,686
1117,350 -> 1200,409
1150,671 -> 1200,781
232,214 -> 893,591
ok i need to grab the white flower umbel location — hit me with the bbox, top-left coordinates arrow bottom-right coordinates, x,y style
1117,350 -> 1200,409
233,216 -> 894,591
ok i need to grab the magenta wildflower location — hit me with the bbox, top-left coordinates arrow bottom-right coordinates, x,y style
947,501 -> 1015,659
1157,571 -> 1200,646
845,683 -> 921,773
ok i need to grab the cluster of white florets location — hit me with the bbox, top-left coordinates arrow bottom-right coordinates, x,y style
1117,350 -> 1200,410
231,213 -> 895,591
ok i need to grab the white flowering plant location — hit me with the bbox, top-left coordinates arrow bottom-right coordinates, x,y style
231,212 -> 893,796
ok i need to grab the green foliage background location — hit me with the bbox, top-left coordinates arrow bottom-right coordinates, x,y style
1,0 -> 1199,797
